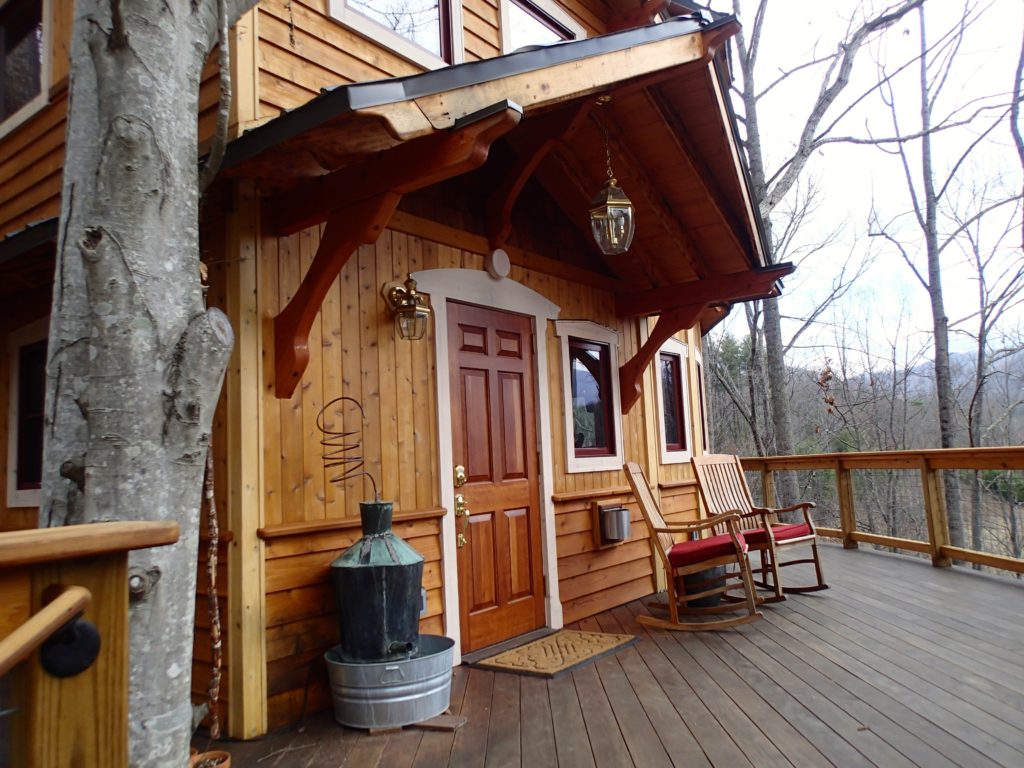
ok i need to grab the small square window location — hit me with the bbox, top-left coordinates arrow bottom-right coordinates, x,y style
656,338 -> 691,464
555,320 -> 623,473
7,317 -> 47,508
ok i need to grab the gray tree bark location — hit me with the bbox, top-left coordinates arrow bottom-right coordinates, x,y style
41,1 -> 257,764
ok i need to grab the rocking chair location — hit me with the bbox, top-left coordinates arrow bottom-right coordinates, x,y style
622,462 -> 762,631
691,454 -> 828,602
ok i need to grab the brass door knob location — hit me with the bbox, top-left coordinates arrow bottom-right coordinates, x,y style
454,464 -> 467,488
454,494 -> 471,518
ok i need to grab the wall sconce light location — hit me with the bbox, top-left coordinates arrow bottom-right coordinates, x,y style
589,114 -> 635,256
382,275 -> 432,340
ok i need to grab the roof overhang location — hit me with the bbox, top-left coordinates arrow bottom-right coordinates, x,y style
218,14 -> 790,397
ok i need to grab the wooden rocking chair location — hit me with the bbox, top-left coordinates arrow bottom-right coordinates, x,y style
622,462 -> 762,631
691,453 -> 828,602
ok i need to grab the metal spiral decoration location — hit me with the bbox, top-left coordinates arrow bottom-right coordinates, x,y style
316,396 -> 379,500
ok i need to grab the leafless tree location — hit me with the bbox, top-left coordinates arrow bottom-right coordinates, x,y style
43,1 -> 260,764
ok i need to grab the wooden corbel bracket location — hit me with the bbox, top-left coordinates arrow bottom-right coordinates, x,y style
271,105 -> 523,398
616,263 -> 796,413
619,303 -> 706,414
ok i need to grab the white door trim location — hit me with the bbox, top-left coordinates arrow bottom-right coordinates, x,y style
412,268 -> 562,663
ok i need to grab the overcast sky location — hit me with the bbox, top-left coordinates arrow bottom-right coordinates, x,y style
710,0 -> 1024,370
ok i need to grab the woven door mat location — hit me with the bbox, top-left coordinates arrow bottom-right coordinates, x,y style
468,629 -> 636,678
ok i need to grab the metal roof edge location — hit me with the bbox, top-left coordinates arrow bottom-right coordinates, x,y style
221,13 -> 737,172
0,218 -> 58,267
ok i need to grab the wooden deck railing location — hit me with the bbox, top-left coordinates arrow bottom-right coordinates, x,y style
0,521 -> 178,768
741,447 -> 1024,575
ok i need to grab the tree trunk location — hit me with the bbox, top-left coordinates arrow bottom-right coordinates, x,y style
916,7 -> 965,548
762,296 -> 800,505
42,4 -> 237,764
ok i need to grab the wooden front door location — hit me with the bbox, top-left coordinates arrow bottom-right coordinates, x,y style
448,301 -> 546,651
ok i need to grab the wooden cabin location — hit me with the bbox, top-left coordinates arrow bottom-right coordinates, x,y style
0,0 -> 792,740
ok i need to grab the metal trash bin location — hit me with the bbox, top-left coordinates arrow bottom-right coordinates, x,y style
600,505 -> 630,544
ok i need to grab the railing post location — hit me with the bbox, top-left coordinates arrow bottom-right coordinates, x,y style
921,459 -> 952,567
762,468 -> 777,508
835,461 -> 858,549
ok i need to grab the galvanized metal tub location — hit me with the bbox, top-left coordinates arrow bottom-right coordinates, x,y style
325,634 -> 455,729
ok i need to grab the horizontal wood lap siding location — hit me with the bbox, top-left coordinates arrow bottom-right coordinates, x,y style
555,496 -> 655,624
257,0 -> 421,121
463,0 -> 500,61
262,518 -> 444,730
0,95 -> 66,236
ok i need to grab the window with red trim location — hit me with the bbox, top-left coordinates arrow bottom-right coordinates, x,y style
568,337 -> 614,457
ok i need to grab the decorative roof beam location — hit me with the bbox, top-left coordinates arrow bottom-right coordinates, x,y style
486,100 -> 592,251
619,303 -> 706,414
266,103 -> 522,236
270,105 -> 522,397
615,263 -> 794,318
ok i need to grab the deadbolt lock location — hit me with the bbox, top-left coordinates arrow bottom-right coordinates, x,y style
454,494 -> 470,518
453,464 -> 467,488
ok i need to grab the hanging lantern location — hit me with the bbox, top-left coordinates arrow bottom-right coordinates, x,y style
589,116 -> 635,255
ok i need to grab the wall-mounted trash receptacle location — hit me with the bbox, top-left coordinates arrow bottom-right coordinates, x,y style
599,505 -> 630,544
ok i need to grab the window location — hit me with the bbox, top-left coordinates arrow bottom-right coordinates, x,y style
329,0 -> 460,69
500,0 -> 583,52
554,320 -> 623,473
7,317 -> 47,507
0,0 -> 47,136
655,337 -> 690,464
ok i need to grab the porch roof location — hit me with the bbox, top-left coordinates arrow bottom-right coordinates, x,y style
222,13 -> 790,327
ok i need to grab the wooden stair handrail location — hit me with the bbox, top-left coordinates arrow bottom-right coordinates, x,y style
0,585 -> 91,677
0,521 -> 179,569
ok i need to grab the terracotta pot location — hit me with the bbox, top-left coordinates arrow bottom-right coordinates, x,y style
189,750 -> 231,768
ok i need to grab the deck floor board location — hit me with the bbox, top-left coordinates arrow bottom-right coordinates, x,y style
201,545 -> 1024,767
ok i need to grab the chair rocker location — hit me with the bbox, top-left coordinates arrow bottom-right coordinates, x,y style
691,453 -> 828,602
622,462 -> 762,632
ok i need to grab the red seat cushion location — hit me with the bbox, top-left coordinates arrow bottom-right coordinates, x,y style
743,522 -> 812,546
667,531 -> 747,568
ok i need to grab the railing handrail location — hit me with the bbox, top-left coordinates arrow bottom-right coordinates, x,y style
736,447 -> 1024,575
0,585 -> 91,677
740,445 -> 1024,470
0,521 -> 179,570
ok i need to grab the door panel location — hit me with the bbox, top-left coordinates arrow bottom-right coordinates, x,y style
449,302 -> 544,651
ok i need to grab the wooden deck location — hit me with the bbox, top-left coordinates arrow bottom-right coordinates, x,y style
201,544 -> 1024,767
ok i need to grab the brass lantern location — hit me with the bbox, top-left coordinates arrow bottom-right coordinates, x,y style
382,275 -> 432,340
589,118 -> 635,255
589,177 -> 635,255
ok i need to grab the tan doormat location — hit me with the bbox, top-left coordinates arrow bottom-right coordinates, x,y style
469,629 -> 636,678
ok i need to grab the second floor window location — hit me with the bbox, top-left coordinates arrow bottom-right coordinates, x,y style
1,0 -> 43,124
502,0 -> 581,53
334,0 -> 453,64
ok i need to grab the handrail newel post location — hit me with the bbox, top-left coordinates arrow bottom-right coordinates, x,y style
835,461 -> 858,550
761,468 -> 777,508
921,459 -> 953,567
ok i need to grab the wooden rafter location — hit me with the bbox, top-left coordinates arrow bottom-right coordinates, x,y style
600,112 -> 706,279
646,87 -> 750,260
486,101 -> 592,251
270,106 -> 522,397
615,263 -> 794,318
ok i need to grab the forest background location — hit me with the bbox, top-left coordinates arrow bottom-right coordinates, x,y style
702,0 -> 1024,562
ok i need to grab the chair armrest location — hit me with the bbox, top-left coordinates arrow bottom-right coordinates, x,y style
753,502 -> 817,527
650,512 -> 739,535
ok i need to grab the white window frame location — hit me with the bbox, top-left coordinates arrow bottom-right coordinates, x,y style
7,316 -> 47,508
693,346 -> 709,455
499,0 -> 584,53
0,0 -> 52,142
328,0 -> 465,71
655,336 -> 691,465
554,319 -> 624,473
